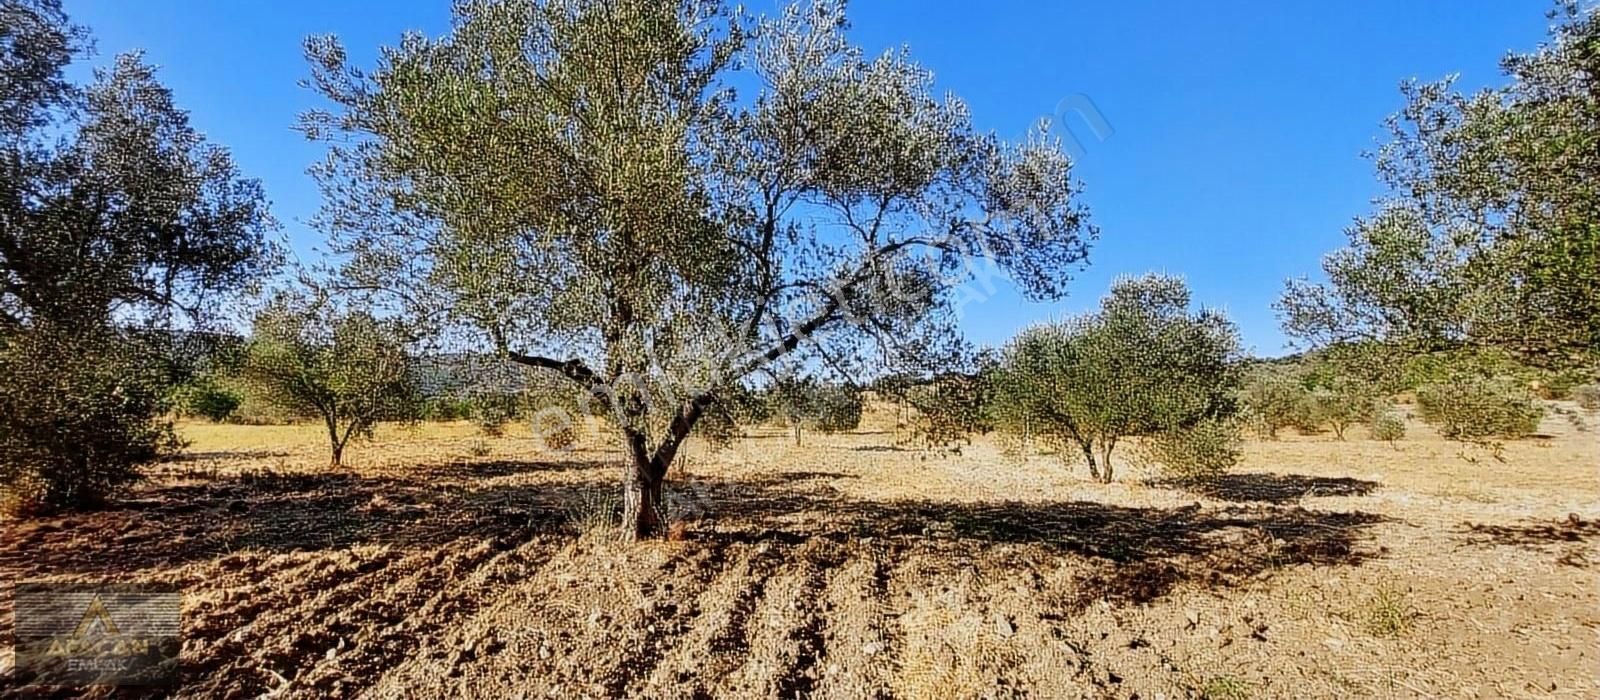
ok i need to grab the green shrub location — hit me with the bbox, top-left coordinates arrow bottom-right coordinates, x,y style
1145,418 -> 1243,483
173,379 -> 242,423
1239,366 -> 1307,439
1416,376 -> 1543,440
469,392 -> 521,437
1369,409 -> 1406,445
531,408 -> 580,451
1,325 -> 182,515
1574,384 -> 1600,411
421,396 -> 474,421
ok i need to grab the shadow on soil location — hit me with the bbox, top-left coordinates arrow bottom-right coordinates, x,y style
2,461 -> 1387,609
1157,472 -> 1381,504
679,472 -> 1386,606
1456,514 -> 1600,548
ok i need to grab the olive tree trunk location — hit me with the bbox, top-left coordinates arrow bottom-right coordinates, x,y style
621,465 -> 665,540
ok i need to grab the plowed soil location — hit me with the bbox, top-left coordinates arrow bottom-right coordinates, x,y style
3,405 -> 1597,698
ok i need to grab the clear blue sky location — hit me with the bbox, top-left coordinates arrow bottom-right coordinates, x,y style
64,0 -> 1557,356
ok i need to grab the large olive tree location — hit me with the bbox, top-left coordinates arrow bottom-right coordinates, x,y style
1278,3 -> 1599,365
302,0 -> 1095,538
1,0 -> 274,511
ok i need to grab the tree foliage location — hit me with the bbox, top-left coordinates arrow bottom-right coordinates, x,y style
1279,4 -> 1600,365
903,368 -> 992,453
0,325 -> 180,514
1416,375 -> 1544,443
0,0 -> 273,511
767,376 -> 861,445
241,293 -> 416,467
989,275 -> 1241,482
1239,364 -> 1310,439
302,0 -> 1095,537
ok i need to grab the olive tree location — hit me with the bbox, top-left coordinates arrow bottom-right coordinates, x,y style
1278,4 -> 1600,365
904,368 -> 992,453
241,293 -> 416,467
1,0 -> 274,511
768,376 -> 861,446
989,275 -> 1240,483
302,0 -> 1095,538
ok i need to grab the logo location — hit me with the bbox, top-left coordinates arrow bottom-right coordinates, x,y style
12,583 -> 181,686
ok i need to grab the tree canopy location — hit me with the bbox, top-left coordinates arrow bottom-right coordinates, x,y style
1279,4 -> 1599,365
302,0 -> 1096,537
989,275 -> 1240,482
0,0 -> 275,512
241,292 -> 417,467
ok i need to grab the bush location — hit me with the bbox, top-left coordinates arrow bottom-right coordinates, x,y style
1144,418 -> 1243,482
1240,365 -> 1307,439
1,326 -> 182,515
173,379 -> 242,423
1574,384 -> 1600,411
1369,409 -> 1406,445
1416,376 -> 1543,441
469,392 -> 521,437
421,396 -> 473,421
531,407 -> 580,451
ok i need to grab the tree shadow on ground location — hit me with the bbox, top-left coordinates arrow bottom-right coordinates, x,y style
675,473 -> 1388,607
1456,514 -> 1600,548
2,462 -> 1388,610
1154,472 -> 1381,504
168,449 -> 292,462
0,461 -> 619,578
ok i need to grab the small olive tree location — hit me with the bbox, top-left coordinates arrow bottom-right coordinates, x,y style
768,377 -> 861,446
1300,375 -> 1378,441
1240,364 -> 1309,439
989,275 -> 1241,482
241,294 -> 416,467
904,370 -> 992,453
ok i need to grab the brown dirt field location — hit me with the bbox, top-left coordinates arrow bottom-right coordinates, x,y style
2,405 -> 1598,699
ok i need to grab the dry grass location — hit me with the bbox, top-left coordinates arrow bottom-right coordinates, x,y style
1,406 -> 1596,698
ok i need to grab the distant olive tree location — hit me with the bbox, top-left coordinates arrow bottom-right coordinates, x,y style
303,0 -> 1095,537
1369,408 -> 1406,447
1240,365 -> 1309,439
1300,375 -> 1378,441
989,275 -> 1241,482
1417,375 -> 1544,444
1278,4 -> 1600,366
241,294 -> 416,467
1,0 -> 274,512
904,370 -> 992,454
768,376 -> 861,446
